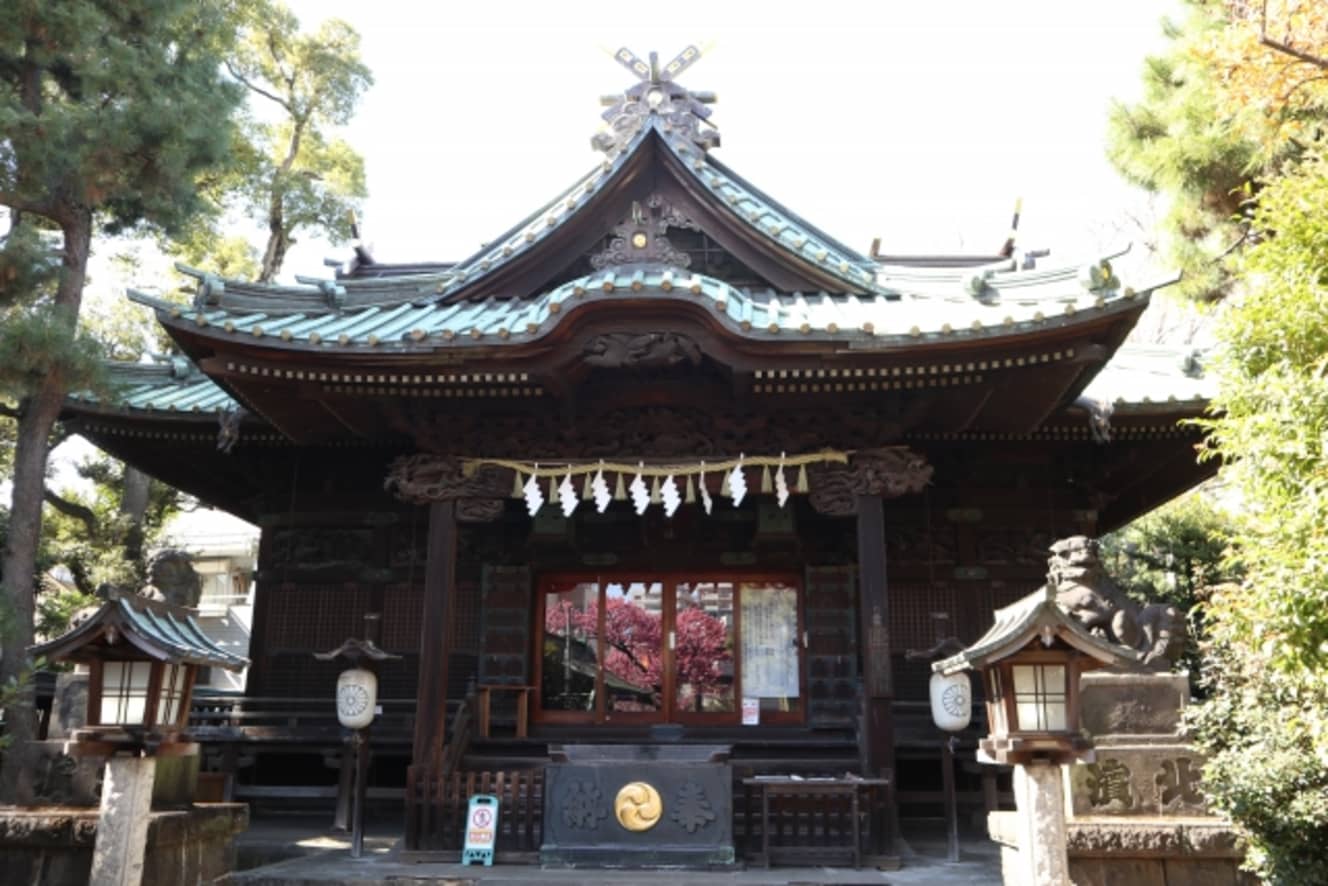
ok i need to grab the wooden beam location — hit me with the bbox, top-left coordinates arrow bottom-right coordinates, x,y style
856,493 -> 899,851
411,500 -> 457,773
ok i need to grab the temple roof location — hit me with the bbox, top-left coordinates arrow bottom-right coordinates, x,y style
129,254 -> 1156,357
67,341 -> 1211,420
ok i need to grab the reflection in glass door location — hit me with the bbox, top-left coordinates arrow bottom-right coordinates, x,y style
674,582 -> 736,718
601,581 -> 664,718
540,581 -> 600,716
537,575 -> 802,725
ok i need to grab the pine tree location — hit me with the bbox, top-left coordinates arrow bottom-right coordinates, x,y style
0,0 -> 243,799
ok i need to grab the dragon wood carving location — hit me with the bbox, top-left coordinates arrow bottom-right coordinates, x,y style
583,332 -> 702,369
384,454 -> 512,521
807,448 -> 934,516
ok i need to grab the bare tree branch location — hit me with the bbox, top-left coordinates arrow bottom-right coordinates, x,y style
1261,0 -> 1328,70
224,60 -> 291,112
42,488 -> 98,537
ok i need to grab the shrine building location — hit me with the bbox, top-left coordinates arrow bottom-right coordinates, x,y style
61,47 -> 1212,862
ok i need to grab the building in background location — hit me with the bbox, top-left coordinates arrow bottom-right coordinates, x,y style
160,508 -> 258,692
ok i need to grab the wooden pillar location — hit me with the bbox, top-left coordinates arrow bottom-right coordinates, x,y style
856,492 -> 899,850
411,499 -> 456,773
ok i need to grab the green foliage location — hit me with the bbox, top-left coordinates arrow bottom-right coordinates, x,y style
1188,147 -> 1328,882
0,0 -> 245,237
204,1 -> 371,281
1101,490 -> 1236,612
1104,1 -> 1322,302
0,220 -> 59,309
1100,491 -> 1237,683
41,454 -> 185,599
0,304 -> 108,401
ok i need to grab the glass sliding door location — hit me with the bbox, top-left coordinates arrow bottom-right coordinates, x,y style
738,581 -> 803,723
673,581 -> 736,720
540,580 -> 601,719
535,573 -> 803,726
601,580 -> 665,720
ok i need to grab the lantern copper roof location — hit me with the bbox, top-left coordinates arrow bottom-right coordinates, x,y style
30,591 -> 248,670
932,585 -> 1144,676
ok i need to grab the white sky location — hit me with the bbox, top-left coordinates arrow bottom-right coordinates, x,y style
277,0 -> 1179,275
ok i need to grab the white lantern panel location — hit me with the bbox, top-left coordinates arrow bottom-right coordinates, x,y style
1011,664 -> 1068,731
156,663 -> 187,726
336,668 -> 378,729
100,661 -> 153,725
928,672 -> 972,732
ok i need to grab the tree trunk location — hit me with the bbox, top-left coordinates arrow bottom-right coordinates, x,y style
257,121 -> 304,283
119,466 -> 151,566
0,212 -> 91,803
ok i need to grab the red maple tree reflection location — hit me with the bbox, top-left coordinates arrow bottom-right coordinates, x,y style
544,596 -> 731,708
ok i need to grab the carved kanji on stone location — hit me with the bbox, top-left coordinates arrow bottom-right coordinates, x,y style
1155,757 -> 1203,808
1084,758 -> 1135,810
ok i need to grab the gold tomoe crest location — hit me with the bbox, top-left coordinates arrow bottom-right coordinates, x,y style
614,782 -> 663,831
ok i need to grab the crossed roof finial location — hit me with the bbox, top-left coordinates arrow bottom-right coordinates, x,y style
594,45 -> 719,156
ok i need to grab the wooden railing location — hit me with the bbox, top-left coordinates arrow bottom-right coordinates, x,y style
188,693 -> 420,742
187,694 -> 443,807
405,767 -> 544,860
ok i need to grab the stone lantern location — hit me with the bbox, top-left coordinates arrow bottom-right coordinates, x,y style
933,585 -> 1143,886
31,590 -> 247,760
29,590 -> 246,885
933,584 -> 1143,766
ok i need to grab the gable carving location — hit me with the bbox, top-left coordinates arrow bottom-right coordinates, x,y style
590,194 -> 699,270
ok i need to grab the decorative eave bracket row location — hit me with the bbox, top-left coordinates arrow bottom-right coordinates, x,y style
383,448 -> 933,521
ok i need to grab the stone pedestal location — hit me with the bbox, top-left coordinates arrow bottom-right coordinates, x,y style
90,756 -> 157,886
541,744 -> 734,867
0,803 -> 248,886
1063,670 -> 1255,886
1007,761 -> 1070,886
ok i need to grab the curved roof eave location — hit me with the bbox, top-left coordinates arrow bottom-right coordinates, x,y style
142,264 -> 1158,362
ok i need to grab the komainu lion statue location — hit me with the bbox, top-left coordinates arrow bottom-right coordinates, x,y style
1049,536 -> 1185,669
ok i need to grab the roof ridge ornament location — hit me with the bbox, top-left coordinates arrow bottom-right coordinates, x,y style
594,46 -> 719,156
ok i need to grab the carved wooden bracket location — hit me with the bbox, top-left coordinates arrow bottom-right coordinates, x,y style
384,454 -> 512,521
808,447 -> 933,516
583,332 -> 703,369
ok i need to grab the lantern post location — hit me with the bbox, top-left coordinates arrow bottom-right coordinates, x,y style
316,613 -> 400,859
933,586 -> 1144,886
906,613 -> 969,864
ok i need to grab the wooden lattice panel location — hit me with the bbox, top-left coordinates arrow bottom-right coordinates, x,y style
264,585 -> 369,650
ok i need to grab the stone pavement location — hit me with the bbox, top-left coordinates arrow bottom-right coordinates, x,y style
231,816 -> 1003,885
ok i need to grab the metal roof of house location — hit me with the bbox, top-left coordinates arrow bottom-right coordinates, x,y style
30,592 -> 249,670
